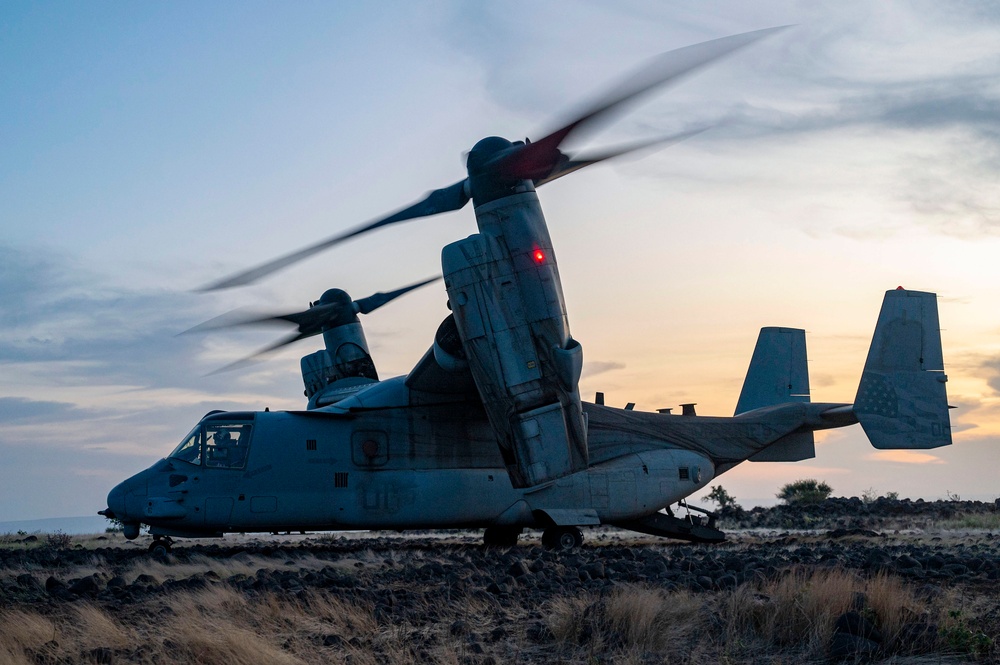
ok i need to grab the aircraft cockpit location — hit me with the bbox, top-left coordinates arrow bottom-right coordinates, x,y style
168,412 -> 254,470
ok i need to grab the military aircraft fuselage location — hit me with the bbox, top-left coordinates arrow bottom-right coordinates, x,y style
107,376 -> 722,539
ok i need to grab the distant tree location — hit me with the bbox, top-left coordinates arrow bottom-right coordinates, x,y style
863,487 -> 900,504
777,479 -> 832,505
703,485 -> 739,511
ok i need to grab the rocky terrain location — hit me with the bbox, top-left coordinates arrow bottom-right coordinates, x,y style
1,498 -> 998,664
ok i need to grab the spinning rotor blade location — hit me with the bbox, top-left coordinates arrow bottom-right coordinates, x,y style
189,276 -> 441,373
179,302 -> 349,336
354,276 -> 441,315
532,126 -> 711,187
198,27 -> 786,293
206,330 -> 309,375
493,26 -> 788,182
199,181 -> 469,291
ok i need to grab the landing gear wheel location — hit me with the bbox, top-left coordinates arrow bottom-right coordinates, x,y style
148,537 -> 172,557
483,526 -> 522,547
542,526 -> 583,551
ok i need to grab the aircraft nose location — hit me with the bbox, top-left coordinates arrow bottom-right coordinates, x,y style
106,483 -> 127,519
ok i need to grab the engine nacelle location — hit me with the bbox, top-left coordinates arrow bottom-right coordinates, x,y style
442,191 -> 588,488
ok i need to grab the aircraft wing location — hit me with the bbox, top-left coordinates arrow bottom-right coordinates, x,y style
403,344 -> 480,401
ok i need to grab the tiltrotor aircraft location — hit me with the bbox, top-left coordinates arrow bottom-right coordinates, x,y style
101,28 -> 953,554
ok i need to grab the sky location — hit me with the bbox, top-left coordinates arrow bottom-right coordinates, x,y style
2,1 -> 999,522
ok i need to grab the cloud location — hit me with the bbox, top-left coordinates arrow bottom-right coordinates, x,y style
582,360 -> 626,379
866,450 -> 945,464
0,397 -> 90,424
981,355 -> 1000,395
0,244 -> 305,397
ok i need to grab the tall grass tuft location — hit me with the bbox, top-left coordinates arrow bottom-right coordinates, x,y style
0,608 -> 57,652
604,586 -> 703,650
69,604 -> 132,650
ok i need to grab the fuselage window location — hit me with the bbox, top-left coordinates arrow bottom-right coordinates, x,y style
205,423 -> 253,469
169,427 -> 202,465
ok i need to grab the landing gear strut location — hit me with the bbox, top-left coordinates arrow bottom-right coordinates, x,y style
483,526 -> 522,547
542,526 -> 583,551
148,536 -> 172,556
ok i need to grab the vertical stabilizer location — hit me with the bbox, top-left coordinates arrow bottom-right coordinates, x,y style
854,289 -> 951,449
735,327 -> 810,415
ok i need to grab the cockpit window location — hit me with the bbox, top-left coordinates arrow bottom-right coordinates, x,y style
169,426 -> 202,465
168,421 -> 253,468
204,423 -> 252,469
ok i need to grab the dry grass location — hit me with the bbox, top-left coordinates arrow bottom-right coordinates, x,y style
123,552 -> 335,584
70,604 -> 133,650
720,566 -> 941,661
544,567 -> 956,663
0,538 -> 994,665
0,609 -> 57,657
867,571 -> 929,643
605,586 -> 704,650
734,567 -> 857,649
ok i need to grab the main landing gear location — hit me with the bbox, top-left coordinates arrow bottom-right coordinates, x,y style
148,536 -> 173,556
482,526 -> 584,550
541,526 -> 583,551
483,526 -> 522,547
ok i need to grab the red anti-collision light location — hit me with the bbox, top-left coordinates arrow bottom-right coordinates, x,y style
533,249 -> 546,264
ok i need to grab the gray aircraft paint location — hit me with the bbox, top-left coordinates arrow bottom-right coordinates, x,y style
106,289 -> 952,543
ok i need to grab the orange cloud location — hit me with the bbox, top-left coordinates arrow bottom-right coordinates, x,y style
865,451 -> 944,464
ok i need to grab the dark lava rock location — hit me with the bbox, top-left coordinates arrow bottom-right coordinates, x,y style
716,573 -> 738,589
895,621 -> 939,653
525,621 -> 552,643
87,647 -> 114,664
69,575 -> 102,596
941,563 -> 969,577
507,560 -> 529,578
722,555 -> 745,572
829,632 -> 879,662
694,575 -> 713,591
16,573 -> 42,592
834,611 -> 883,643
828,528 -> 879,539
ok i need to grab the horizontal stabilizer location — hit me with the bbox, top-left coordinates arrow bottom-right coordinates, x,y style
854,289 -> 951,449
735,327 -> 810,415
749,430 -> 815,462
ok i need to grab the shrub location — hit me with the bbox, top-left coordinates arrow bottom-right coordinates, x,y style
861,488 -> 899,504
940,610 -> 994,658
777,479 -> 832,505
45,531 -> 72,549
703,485 -> 739,511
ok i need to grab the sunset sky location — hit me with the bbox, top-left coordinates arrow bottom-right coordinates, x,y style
2,1 -> 999,522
